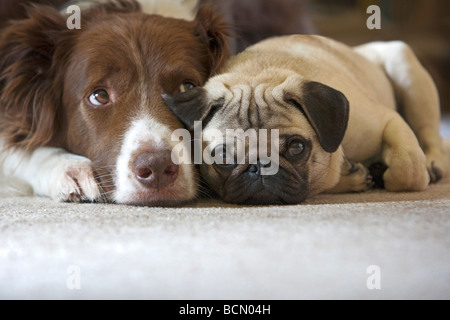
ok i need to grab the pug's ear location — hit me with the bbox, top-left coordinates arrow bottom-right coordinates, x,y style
285,81 -> 349,153
162,88 -> 221,130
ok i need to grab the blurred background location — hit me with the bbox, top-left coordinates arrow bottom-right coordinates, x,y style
312,0 -> 450,114
206,0 -> 449,114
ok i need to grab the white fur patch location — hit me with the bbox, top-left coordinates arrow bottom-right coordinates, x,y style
113,117 -> 196,205
0,139 -> 100,201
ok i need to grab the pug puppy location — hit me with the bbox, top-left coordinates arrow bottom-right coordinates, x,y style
163,35 -> 449,204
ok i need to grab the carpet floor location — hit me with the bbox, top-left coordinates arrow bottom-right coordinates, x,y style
1,176 -> 449,300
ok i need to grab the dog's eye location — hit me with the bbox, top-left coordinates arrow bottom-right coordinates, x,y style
287,139 -> 305,157
179,82 -> 196,93
212,145 -> 227,164
212,145 -> 236,168
89,89 -> 110,106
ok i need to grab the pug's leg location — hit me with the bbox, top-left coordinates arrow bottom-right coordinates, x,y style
381,112 -> 430,191
327,157 -> 373,193
355,41 -> 449,183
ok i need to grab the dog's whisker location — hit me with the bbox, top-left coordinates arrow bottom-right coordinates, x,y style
195,187 -> 214,200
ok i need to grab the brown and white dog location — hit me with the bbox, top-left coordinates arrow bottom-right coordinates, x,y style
0,0 -> 229,205
164,35 -> 449,204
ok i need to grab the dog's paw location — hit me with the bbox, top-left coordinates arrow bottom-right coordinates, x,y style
343,162 -> 373,192
383,147 -> 429,192
425,148 -> 449,183
328,161 -> 373,193
50,156 -> 101,203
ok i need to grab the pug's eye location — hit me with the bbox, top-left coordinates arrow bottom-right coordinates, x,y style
212,145 -> 236,168
212,145 -> 227,164
88,89 -> 110,106
287,139 -> 305,157
179,82 -> 196,93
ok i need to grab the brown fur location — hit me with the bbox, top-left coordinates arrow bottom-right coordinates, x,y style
0,0 -> 68,29
0,1 -> 228,148
0,0 -> 229,200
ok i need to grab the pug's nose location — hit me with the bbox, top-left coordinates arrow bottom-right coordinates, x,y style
133,151 -> 179,189
248,161 -> 272,176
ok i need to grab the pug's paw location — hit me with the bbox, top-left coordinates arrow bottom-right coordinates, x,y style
425,147 -> 449,183
383,147 -> 429,192
328,160 -> 373,193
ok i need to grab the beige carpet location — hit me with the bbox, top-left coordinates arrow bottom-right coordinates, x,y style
1,176 -> 449,300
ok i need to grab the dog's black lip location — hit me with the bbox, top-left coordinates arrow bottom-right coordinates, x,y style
234,184 -> 285,205
245,192 -> 286,205
220,166 -> 309,205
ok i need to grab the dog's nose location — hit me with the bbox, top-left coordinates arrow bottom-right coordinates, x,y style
248,161 -> 272,176
133,151 -> 179,189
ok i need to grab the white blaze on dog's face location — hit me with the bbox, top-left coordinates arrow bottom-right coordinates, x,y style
113,116 -> 196,206
163,70 -> 350,204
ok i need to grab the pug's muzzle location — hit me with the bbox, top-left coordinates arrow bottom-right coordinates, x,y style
203,139 -> 312,204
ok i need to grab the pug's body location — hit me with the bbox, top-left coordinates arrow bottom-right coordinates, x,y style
164,35 -> 449,204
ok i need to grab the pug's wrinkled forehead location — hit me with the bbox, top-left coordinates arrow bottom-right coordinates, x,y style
162,70 -> 349,155
164,70 -> 311,130
203,71 -> 309,132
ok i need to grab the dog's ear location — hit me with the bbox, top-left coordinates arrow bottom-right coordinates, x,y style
194,6 -> 230,76
162,88 -> 221,130
284,81 -> 349,153
82,0 -> 141,19
0,4 -> 72,150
